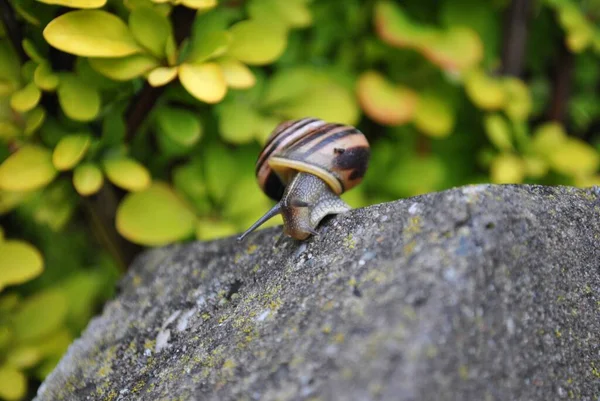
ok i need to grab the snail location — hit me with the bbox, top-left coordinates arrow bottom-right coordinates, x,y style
237,117 -> 370,241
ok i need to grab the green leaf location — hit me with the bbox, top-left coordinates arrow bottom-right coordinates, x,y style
22,39 -> 46,64
36,0 -> 107,7
128,6 -> 172,58
172,160 -> 211,215
43,10 -> 142,57
10,82 -> 42,112
0,240 -> 44,292
25,106 -> 46,136
155,106 -> 202,147
34,62 -> 60,91
187,30 -> 231,64
203,142 -> 236,203
178,62 -> 227,103
228,19 -> 288,65
116,181 -> 197,246
263,67 -> 359,125
11,288 -> 68,343
103,157 -> 151,191
413,92 -> 455,138
73,163 -> 104,196
483,114 -> 513,151
0,41 -> 21,84
89,54 -> 159,81
216,102 -> 263,144
52,133 -> 92,171
57,73 -> 100,121
0,145 -> 58,192
0,364 -> 27,401
356,70 -> 417,126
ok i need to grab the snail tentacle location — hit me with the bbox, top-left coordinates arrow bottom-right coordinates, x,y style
236,202 -> 282,242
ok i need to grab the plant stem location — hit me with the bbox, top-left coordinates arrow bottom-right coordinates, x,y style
547,40 -> 573,123
500,0 -> 532,77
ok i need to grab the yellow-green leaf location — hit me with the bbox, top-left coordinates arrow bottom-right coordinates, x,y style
43,10 -> 142,57
413,92 -> 454,138
116,181 -> 196,246
548,137 -> 600,177
483,114 -> 513,151
274,85 -> 359,126
155,106 -> 202,147
228,19 -> 288,65
37,0 -> 107,8
89,54 -> 159,81
34,62 -> 59,91
10,82 -> 41,112
180,0 -> 216,9
57,74 -> 100,121
187,31 -> 231,64
178,62 -> 227,103
219,58 -> 255,89
6,346 -> 41,369
503,77 -> 532,121
128,6 -> 171,58
0,121 -> 20,141
52,133 -> 91,171
11,288 -> 68,343
147,66 -> 178,86
523,155 -> 548,179
0,190 -> 30,215
103,157 -> 151,191
421,27 -> 483,72
464,69 -> 506,110
0,145 -> 58,191
248,0 -> 312,28
196,218 -> 238,241
0,240 -> 44,292
356,70 -> 417,126
73,163 -> 104,196
530,122 -> 567,157
490,153 -> 525,184
0,364 -> 27,401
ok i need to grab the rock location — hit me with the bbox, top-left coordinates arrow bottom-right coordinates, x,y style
34,184 -> 600,401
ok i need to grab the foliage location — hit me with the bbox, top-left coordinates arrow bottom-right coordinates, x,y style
1,0 -> 600,398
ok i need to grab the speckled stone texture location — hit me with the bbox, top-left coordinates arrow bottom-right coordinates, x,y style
34,184 -> 600,401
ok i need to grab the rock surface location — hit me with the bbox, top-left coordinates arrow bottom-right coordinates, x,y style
35,184 -> 600,401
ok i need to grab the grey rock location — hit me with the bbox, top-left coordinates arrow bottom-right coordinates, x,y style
34,184 -> 600,401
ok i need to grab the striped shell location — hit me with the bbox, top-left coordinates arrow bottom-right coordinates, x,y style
256,117 -> 370,201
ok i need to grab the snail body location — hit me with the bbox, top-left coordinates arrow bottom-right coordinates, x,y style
237,117 -> 370,241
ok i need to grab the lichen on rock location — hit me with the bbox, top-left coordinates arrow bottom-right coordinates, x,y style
34,184 -> 600,401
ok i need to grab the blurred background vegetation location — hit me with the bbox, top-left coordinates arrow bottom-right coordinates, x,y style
1,0 -> 600,398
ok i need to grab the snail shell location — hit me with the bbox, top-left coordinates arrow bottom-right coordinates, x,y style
256,117 -> 370,200
237,117 -> 370,241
